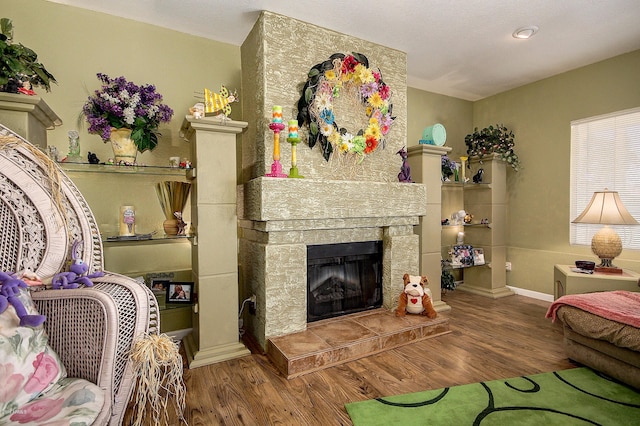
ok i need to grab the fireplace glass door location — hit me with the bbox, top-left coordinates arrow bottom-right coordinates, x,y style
307,241 -> 382,322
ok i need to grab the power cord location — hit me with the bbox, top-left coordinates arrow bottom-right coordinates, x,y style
238,295 -> 256,337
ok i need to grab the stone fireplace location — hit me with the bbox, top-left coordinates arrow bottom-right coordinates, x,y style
238,178 -> 425,349
238,12 -> 427,350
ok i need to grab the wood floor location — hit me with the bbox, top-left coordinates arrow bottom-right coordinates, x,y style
124,290 -> 575,426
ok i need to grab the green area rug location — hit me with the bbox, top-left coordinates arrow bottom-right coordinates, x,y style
345,368 -> 640,425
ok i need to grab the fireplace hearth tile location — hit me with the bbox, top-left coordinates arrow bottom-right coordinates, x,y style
266,309 -> 450,379
309,319 -> 378,346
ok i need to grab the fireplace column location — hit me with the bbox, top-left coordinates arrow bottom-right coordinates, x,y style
408,144 -> 452,312
180,115 -> 251,368
382,226 -> 422,310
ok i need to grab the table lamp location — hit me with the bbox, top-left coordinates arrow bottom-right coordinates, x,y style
572,189 -> 638,273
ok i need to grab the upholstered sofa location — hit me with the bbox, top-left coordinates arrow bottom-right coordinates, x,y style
547,290 -> 640,389
0,123 -> 159,425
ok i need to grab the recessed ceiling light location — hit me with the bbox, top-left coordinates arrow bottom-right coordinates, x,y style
512,26 -> 539,40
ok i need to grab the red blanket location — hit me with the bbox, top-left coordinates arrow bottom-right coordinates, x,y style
546,290 -> 640,328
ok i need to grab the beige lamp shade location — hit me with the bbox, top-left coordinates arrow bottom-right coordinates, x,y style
572,190 -> 638,225
573,190 -> 638,270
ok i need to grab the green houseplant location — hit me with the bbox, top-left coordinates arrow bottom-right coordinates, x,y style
0,18 -> 56,93
464,124 -> 520,171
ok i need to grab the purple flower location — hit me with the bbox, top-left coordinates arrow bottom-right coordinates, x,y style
82,74 -> 174,152
360,82 -> 378,98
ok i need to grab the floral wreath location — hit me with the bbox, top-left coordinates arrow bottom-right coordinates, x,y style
296,52 -> 395,162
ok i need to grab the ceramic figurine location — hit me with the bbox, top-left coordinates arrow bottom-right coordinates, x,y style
396,147 -> 412,183
473,168 -> 484,183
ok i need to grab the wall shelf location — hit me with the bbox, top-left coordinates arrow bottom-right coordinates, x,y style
442,181 -> 492,189
58,161 -> 192,177
103,235 -> 193,247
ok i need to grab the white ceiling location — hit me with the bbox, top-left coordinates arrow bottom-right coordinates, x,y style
49,0 -> 640,101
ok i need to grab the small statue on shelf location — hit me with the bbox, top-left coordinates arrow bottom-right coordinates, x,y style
473,168 -> 484,183
396,147 -> 412,183
174,211 -> 187,236
88,152 -> 100,164
48,145 -> 59,162
66,130 -> 82,163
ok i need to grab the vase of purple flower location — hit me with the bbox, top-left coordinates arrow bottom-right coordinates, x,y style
82,73 -> 173,164
109,127 -> 137,163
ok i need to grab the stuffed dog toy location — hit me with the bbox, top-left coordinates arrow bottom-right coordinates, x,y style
395,273 -> 437,318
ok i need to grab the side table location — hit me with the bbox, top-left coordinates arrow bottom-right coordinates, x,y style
554,264 -> 640,300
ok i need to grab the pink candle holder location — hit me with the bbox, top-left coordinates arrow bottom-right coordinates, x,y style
266,122 -> 288,178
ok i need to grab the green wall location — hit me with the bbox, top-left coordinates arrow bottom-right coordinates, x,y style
3,0 -> 241,277
7,1 -> 640,296
408,51 -> 640,296
406,87 -> 473,157
473,50 -> 640,295
4,0 -> 241,166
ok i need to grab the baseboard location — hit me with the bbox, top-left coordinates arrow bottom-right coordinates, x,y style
507,286 -> 554,302
166,327 -> 193,341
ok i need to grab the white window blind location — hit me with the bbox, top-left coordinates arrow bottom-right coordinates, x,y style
570,107 -> 640,249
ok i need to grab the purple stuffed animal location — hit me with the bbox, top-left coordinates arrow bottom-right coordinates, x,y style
52,240 -> 105,289
0,271 -> 46,327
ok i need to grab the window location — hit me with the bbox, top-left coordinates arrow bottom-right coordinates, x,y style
570,107 -> 640,249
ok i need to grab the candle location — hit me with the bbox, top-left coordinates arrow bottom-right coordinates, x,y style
119,205 -> 135,236
273,131 -> 281,161
267,109 -> 287,178
272,105 -> 283,123
460,156 -> 468,181
288,119 -> 299,139
291,141 -> 297,166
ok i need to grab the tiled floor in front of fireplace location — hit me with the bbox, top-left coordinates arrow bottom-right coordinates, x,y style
266,308 -> 450,379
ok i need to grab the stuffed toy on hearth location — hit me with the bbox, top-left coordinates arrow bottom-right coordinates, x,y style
395,273 -> 437,318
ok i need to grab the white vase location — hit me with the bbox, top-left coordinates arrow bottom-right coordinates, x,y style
109,128 -> 137,164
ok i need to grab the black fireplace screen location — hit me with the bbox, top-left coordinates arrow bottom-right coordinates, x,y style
307,241 -> 382,322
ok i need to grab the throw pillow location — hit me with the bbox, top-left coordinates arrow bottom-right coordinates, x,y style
0,288 -> 66,421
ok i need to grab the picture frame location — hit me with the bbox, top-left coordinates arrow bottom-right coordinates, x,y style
150,279 -> 170,292
451,244 -> 474,267
472,248 -> 485,266
166,282 -> 193,304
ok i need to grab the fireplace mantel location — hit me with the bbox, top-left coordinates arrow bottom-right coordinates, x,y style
240,177 -> 426,223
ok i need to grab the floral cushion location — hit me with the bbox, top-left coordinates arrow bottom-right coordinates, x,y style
0,287 -> 67,420
5,377 -> 105,425
0,288 -> 105,425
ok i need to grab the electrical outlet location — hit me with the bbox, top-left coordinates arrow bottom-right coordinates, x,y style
249,294 -> 256,315
506,262 -> 512,271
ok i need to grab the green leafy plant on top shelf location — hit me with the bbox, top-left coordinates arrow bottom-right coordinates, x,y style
0,18 -> 56,93
464,124 -> 520,171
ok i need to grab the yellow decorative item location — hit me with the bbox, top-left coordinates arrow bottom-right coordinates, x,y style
203,86 -> 238,117
129,334 -> 187,426
109,127 -> 137,164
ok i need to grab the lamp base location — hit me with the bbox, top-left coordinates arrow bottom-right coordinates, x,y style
594,266 -> 623,274
591,227 -> 624,274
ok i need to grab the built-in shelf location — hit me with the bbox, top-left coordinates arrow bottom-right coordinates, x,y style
58,161 -> 193,177
442,181 -> 492,189
444,263 -> 491,270
442,223 -> 492,228
102,234 -> 193,247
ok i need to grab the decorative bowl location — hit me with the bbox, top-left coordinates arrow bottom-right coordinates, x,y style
575,260 -> 596,271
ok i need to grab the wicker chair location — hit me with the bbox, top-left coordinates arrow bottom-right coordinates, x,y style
0,123 -> 159,426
